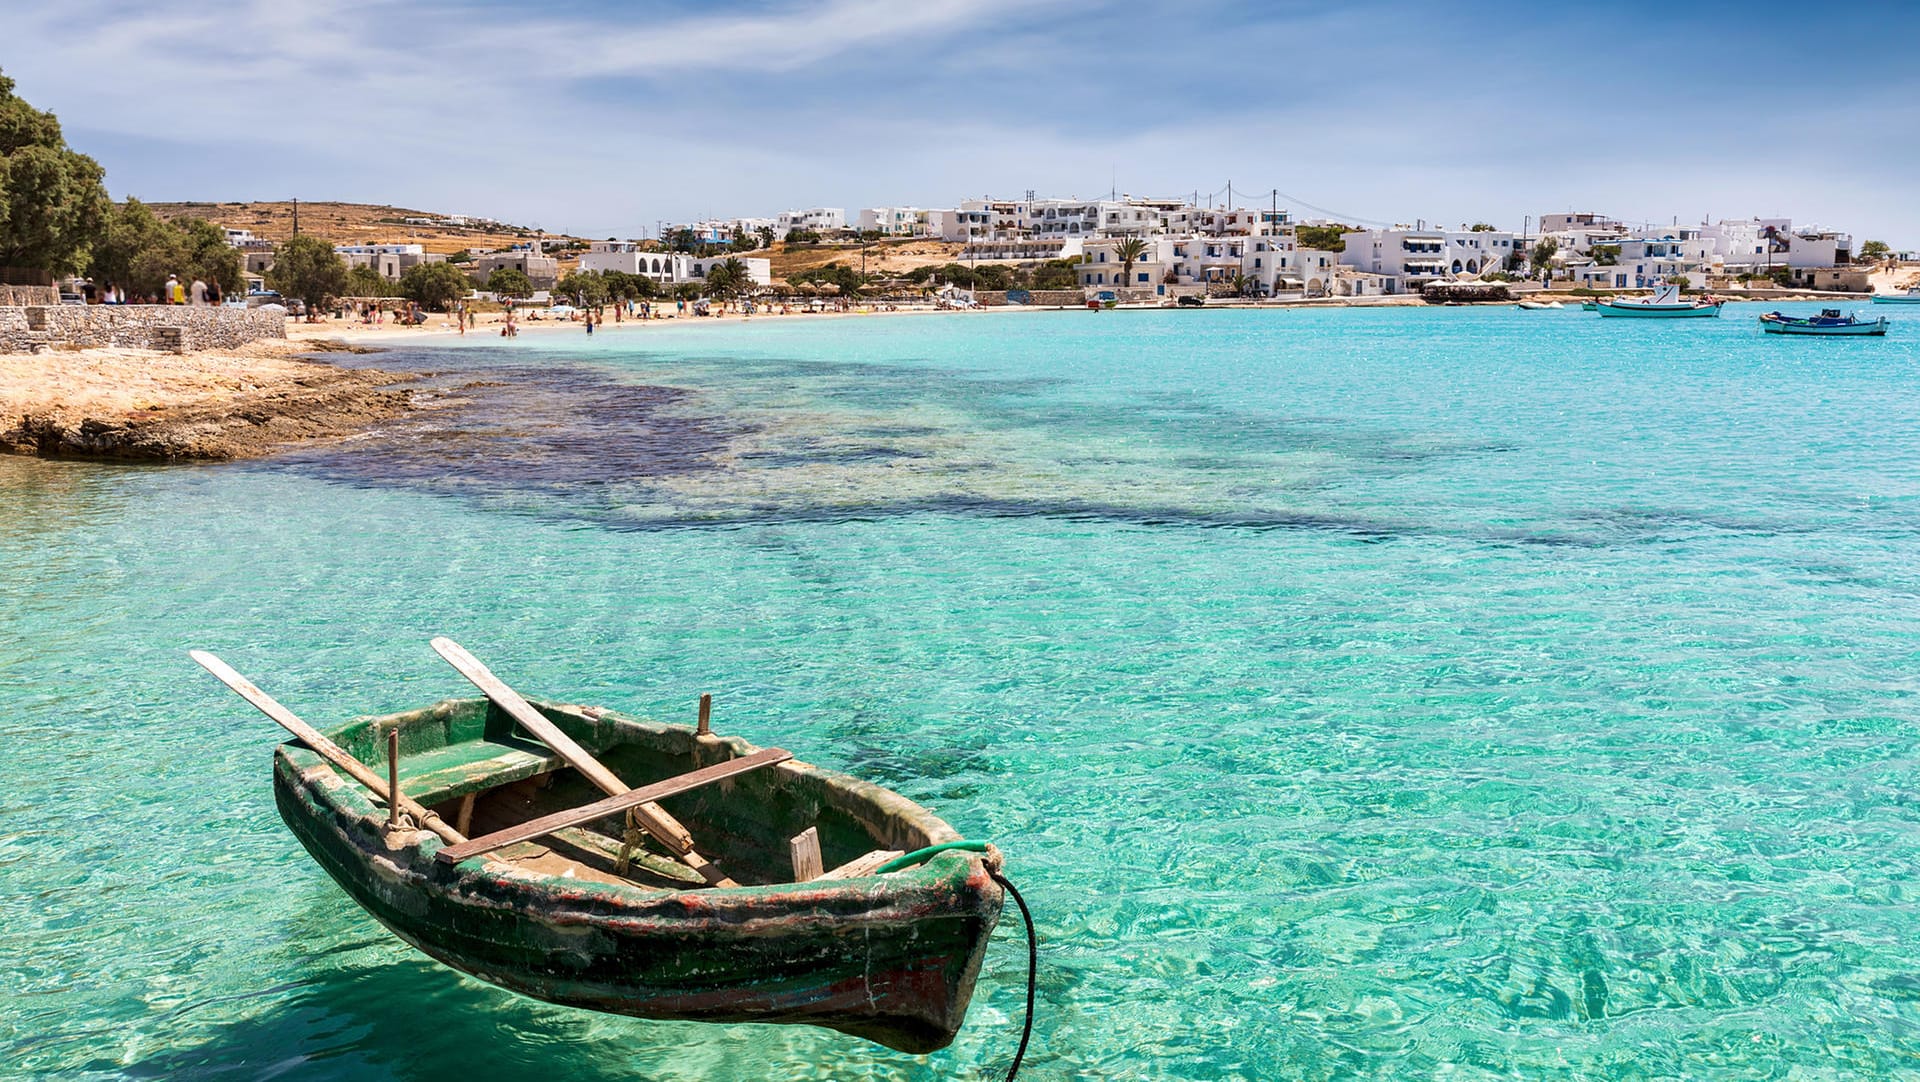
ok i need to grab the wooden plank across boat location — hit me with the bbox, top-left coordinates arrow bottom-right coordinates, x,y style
196,650 -> 1006,1055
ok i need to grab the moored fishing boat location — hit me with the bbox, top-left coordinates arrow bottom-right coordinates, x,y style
1872,286 -> 1920,304
191,641 -> 1027,1058
1759,309 -> 1889,336
1594,283 -> 1722,318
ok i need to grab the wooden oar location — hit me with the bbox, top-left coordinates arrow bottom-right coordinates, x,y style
189,650 -> 466,846
428,637 -> 737,887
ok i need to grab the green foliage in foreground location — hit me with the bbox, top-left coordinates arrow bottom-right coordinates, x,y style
88,199 -> 244,297
0,67 -> 110,276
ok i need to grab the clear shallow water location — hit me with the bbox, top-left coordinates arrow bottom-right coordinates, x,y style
7,303 -> 1920,1079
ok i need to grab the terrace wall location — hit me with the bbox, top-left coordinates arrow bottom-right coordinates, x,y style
0,305 -> 287,354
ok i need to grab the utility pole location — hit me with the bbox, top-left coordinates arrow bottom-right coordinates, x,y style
291,197 -> 299,237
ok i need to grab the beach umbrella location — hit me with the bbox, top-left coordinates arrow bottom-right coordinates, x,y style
819,283 -> 841,295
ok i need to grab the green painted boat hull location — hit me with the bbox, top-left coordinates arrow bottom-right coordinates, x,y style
272,698 -> 1003,1053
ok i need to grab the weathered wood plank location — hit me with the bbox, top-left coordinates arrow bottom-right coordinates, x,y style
817,849 -> 906,881
430,637 -> 710,876
436,748 -> 792,865
190,650 -> 467,846
387,729 -> 402,831
789,827 -> 823,882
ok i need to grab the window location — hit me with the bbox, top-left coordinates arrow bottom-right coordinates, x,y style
1137,272 -> 1149,283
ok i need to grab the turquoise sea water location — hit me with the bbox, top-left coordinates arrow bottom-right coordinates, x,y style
8,303 -> 1920,1079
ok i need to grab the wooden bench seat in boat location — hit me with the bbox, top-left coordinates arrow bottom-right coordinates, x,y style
397,734 -> 563,804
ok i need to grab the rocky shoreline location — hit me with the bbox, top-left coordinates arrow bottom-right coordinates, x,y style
0,338 -> 422,462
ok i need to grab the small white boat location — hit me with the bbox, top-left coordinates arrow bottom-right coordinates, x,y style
1871,287 -> 1920,305
1515,300 -> 1565,310
1759,309 -> 1889,336
1594,283 -> 1723,319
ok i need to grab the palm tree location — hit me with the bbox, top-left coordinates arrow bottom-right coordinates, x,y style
1114,237 -> 1148,290
703,262 -> 736,302
717,257 -> 750,300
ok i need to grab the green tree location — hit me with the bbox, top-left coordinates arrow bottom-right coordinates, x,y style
486,267 -> 534,299
267,234 -> 348,318
667,227 -> 699,253
706,257 -> 756,301
555,270 -> 609,307
446,250 -> 473,264
87,198 -> 183,297
1858,239 -> 1892,263
174,218 -> 244,295
87,203 -> 243,298
672,282 -> 701,302
1530,238 -> 1559,271
755,225 -> 775,250
398,260 -> 472,310
972,263 -> 1013,291
1469,222 -> 1496,232
598,269 -> 655,302
345,263 -> 393,297
1591,244 -> 1621,267
1113,237 -> 1148,288
1030,258 -> 1081,291
0,68 -> 110,277
1669,275 -> 1691,291
784,228 -> 821,245
1295,225 -> 1348,251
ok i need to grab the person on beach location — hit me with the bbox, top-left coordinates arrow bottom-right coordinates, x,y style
164,274 -> 181,304
189,277 -> 207,306
585,310 -> 594,335
206,278 -> 222,306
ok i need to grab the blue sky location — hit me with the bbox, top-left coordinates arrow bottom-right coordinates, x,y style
7,0 -> 1917,243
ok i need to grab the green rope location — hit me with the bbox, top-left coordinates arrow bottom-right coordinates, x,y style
875,839 -> 992,874
873,840 -> 1035,1080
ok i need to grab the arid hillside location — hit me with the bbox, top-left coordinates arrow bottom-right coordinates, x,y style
146,201 -> 584,255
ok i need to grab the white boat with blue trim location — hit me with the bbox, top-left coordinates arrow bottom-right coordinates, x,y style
1593,283 -> 1723,318
1871,287 -> 1920,304
1759,309 -> 1889,336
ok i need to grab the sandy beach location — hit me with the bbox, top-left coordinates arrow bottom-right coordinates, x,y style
0,337 -> 419,461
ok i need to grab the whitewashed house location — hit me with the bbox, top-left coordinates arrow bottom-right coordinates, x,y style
578,242 -> 771,288
857,207 -> 932,236
777,208 -> 846,234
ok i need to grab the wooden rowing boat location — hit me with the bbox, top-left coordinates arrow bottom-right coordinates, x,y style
193,646 -> 1006,1054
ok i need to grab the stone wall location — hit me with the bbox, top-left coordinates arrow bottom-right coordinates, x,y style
0,305 -> 287,354
1027,290 -> 1088,307
0,285 -> 57,306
